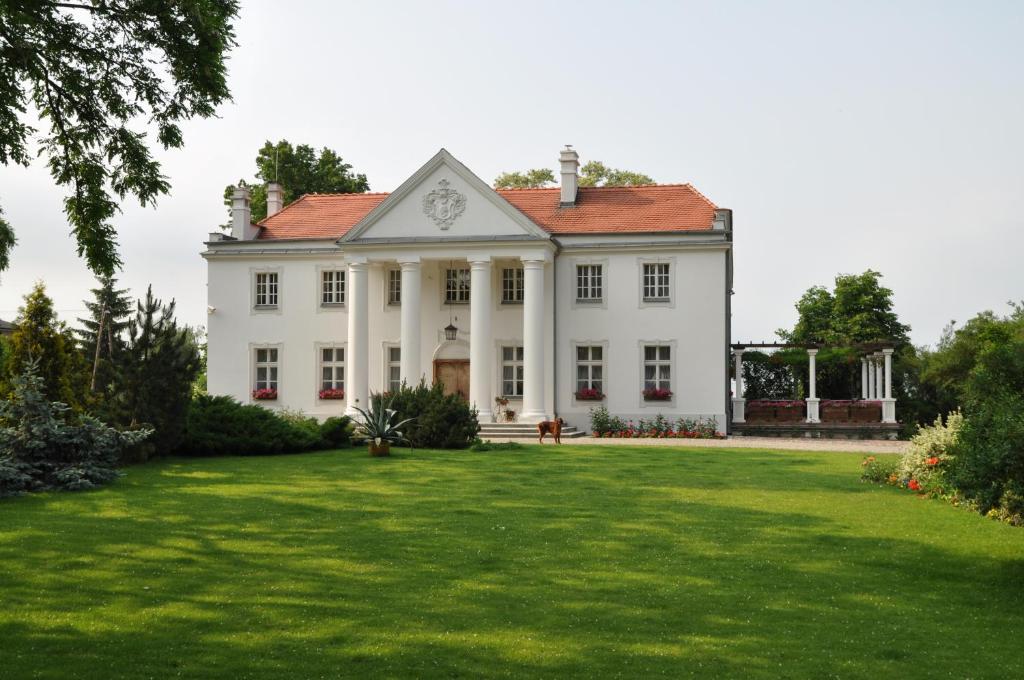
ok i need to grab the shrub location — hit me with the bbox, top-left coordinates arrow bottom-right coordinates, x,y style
181,395 -> 324,456
0,361 -> 151,497
860,455 -> 899,485
371,381 -> 479,449
470,440 -> 523,452
320,416 -> 354,449
895,411 -> 963,495
590,407 -> 723,439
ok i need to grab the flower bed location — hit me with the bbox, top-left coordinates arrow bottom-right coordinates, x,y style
642,388 -> 673,401
318,388 -> 345,400
590,408 -> 724,439
252,388 -> 278,401
745,400 -> 805,423
575,388 -> 604,401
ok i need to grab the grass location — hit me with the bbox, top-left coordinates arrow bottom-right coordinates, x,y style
1,445 -> 1022,679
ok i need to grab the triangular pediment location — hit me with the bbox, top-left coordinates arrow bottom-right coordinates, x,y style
340,149 -> 549,243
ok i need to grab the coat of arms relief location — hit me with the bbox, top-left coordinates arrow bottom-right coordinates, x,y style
422,179 -> 466,229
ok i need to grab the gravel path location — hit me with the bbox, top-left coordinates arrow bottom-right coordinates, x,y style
485,435 -> 908,454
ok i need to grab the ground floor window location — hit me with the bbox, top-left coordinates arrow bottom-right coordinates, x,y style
387,346 -> 401,392
320,347 -> 345,391
501,345 -> 524,397
254,347 -> 278,390
643,345 -> 671,392
576,345 -> 604,394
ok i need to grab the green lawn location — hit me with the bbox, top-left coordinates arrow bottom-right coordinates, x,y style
1,446 -> 1022,679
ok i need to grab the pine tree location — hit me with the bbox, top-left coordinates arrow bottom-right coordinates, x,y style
76,276 -> 133,397
113,286 -> 201,455
2,283 -> 84,409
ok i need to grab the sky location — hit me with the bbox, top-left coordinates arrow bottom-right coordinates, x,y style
0,0 -> 1021,346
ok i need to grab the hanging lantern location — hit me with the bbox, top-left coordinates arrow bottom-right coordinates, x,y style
444,323 -> 458,341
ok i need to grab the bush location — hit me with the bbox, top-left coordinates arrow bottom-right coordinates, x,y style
320,416 -> 354,449
590,405 -> 723,439
893,411 -> 963,495
181,395 -> 326,456
470,439 -> 523,452
0,361 -> 151,497
860,455 -> 899,485
371,381 -> 479,449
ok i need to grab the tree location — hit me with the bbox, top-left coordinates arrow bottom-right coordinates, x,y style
2,282 -> 85,408
776,270 -> 912,408
0,1 -> 238,276
225,140 -> 370,223
75,276 -> 132,396
578,161 -> 654,187
112,287 -> 201,455
494,169 -> 555,189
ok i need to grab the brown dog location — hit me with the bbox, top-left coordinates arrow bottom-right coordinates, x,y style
537,418 -> 565,444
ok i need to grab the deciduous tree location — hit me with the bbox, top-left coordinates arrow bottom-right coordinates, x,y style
493,169 -> 555,189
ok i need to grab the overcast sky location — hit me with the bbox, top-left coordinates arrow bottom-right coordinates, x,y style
1,0 -> 1021,346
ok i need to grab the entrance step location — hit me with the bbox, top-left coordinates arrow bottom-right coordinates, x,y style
478,422 -> 589,439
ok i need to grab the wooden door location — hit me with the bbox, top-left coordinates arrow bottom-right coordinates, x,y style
434,360 -> 470,400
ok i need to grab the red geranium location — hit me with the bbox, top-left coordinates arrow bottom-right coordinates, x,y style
926,456 -> 940,466
252,388 -> 278,401
575,388 -> 604,401
908,479 -> 921,491
318,388 -> 345,400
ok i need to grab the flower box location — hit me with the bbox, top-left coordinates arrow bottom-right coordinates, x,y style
318,388 -> 345,400
575,388 -> 604,401
252,388 -> 278,401
745,400 -> 806,422
642,388 -> 673,401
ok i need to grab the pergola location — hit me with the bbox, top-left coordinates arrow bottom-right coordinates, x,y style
729,342 -> 896,425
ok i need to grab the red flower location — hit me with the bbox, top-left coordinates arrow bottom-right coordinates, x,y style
252,388 -> 278,400
908,479 -> 921,491
318,388 -> 345,400
575,388 -> 604,401
926,457 -> 940,466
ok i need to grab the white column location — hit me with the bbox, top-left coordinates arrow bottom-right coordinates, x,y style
469,258 -> 493,422
345,260 -> 369,416
875,353 -> 884,400
882,348 -> 896,423
861,358 -> 869,399
868,356 -> 876,399
399,259 -> 422,386
731,349 -> 745,423
520,259 -> 547,422
806,348 -> 820,423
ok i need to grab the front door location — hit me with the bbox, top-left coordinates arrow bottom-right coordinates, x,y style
434,360 -> 470,400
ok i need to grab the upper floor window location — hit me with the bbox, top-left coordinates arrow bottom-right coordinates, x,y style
255,272 -> 279,307
642,263 -> 671,302
386,346 -> 401,392
501,267 -> 524,304
445,268 -> 471,304
576,264 -> 603,302
501,346 -> 524,397
388,269 -> 402,305
321,270 -> 344,305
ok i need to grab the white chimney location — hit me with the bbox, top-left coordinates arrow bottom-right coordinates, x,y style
559,145 -> 579,207
231,181 -> 253,240
266,182 -> 283,217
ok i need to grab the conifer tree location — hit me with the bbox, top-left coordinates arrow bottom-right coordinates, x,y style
76,276 -> 133,397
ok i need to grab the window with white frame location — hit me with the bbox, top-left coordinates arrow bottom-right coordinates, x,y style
255,272 -> 279,307
254,348 -> 278,390
445,267 -> 471,304
321,270 -> 344,305
387,269 -> 401,305
642,263 -> 671,302
576,346 -> 604,394
386,347 -> 401,392
576,264 -> 603,302
501,267 -> 524,304
643,345 -> 672,391
501,346 -> 524,397
320,347 -> 345,391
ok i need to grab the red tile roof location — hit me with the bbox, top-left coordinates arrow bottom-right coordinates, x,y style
257,184 -> 717,240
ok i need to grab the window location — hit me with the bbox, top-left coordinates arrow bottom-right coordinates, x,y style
387,269 -> 401,305
643,345 -> 671,391
642,263 -> 671,302
501,346 -> 524,397
576,346 -> 604,394
576,264 -> 603,302
255,272 -> 279,307
445,267 -> 471,304
320,347 -> 345,391
387,347 -> 401,392
254,348 -> 278,390
501,267 -> 524,304
321,270 -> 345,305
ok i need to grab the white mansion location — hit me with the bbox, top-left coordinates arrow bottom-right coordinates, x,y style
203,148 -> 734,431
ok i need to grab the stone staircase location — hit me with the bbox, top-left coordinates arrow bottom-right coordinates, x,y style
478,422 -> 588,439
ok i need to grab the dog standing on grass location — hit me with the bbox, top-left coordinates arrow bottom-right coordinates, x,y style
537,417 -> 565,444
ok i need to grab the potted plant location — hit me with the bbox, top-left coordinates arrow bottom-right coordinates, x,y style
642,387 -> 673,401
252,388 -> 278,401
575,387 -> 604,401
318,388 -> 345,400
351,395 -> 414,457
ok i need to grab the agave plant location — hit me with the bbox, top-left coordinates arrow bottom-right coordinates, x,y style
351,395 -> 414,448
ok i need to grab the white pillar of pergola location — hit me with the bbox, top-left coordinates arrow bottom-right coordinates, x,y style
805,348 -> 820,423
875,352 -> 885,400
731,348 -> 745,423
867,355 -> 877,399
860,358 -> 869,399
881,348 -> 896,423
